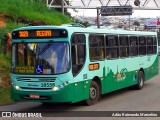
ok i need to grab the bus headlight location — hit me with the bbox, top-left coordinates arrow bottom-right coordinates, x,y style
15,85 -> 20,90
12,83 -> 20,90
52,86 -> 60,91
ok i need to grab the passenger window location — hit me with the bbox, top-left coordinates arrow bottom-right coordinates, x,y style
139,36 -> 146,45
106,35 -> 119,59
89,34 -> 105,60
130,36 -> 138,46
153,37 -> 157,45
119,36 -> 129,46
119,36 -> 129,57
147,37 -> 153,45
153,37 -> 157,54
139,46 -> 146,55
139,36 -> 146,55
147,46 -> 153,54
153,46 -> 157,54
146,36 -> 154,55
130,36 -> 138,56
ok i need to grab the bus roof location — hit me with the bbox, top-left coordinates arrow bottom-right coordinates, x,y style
13,25 -> 157,36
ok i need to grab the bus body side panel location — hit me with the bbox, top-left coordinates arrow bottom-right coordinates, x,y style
144,55 -> 159,81
102,54 -> 158,94
102,58 -> 136,94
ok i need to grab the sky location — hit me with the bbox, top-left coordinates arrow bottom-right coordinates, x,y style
68,9 -> 160,18
67,0 -> 160,18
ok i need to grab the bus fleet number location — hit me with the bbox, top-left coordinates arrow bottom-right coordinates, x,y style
41,83 -> 54,88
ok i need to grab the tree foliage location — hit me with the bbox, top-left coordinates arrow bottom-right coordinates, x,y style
133,21 -> 140,26
74,19 -> 91,27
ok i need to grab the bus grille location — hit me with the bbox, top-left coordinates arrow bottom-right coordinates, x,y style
20,87 -> 52,90
15,77 -> 56,90
16,77 -> 56,82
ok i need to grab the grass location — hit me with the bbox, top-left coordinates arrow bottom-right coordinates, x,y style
0,21 -> 27,44
0,18 -> 27,106
0,49 -> 13,105
0,86 -> 13,105
0,0 -> 71,25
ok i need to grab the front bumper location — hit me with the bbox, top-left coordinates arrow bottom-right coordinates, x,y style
11,84 -> 73,103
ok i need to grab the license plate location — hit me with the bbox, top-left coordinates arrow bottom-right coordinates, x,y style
29,94 -> 40,99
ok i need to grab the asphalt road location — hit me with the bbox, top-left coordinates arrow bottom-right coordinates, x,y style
0,59 -> 160,119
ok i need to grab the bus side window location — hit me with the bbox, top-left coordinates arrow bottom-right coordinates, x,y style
119,36 -> 129,58
139,36 -> 146,55
147,36 -> 154,55
71,34 -> 86,77
106,35 -> 119,59
130,36 -> 138,56
89,34 -> 105,60
153,37 -> 157,54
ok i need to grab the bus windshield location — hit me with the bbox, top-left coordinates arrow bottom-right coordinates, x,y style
12,42 -> 70,75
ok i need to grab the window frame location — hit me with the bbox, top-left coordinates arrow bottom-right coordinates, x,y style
71,33 -> 86,77
119,35 -> 129,58
138,36 -> 147,56
105,35 -> 119,59
89,34 -> 105,61
129,36 -> 138,57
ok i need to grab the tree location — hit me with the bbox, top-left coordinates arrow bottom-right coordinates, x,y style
133,21 -> 140,26
74,19 -> 91,27
133,21 -> 140,31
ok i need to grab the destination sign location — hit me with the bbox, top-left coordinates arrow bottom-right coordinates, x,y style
14,66 -> 34,74
12,29 -> 68,39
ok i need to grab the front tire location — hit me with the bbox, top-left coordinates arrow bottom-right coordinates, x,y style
85,81 -> 100,106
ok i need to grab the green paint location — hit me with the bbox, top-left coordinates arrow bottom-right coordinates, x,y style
11,55 -> 159,103
11,80 -> 91,103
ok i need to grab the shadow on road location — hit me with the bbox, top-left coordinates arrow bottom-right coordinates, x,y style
20,101 -> 85,112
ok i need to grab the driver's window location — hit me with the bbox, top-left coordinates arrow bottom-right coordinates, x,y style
71,34 -> 86,77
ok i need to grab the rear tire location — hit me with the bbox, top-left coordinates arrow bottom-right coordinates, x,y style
85,81 -> 100,106
135,71 -> 144,90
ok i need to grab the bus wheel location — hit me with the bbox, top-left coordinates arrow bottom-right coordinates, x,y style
135,71 -> 144,90
85,81 -> 100,106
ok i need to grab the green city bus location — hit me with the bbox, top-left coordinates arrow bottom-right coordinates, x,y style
11,25 -> 159,105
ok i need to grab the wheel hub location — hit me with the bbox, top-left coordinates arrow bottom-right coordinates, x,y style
90,87 -> 97,99
140,77 -> 143,87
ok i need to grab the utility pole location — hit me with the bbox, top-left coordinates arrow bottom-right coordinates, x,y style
97,7 -> 100,28
61,0 -> 64,14
129,0 -> 131,30
129,15 -> 130,29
